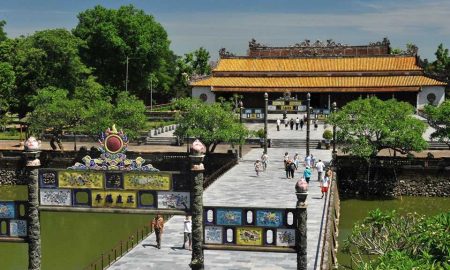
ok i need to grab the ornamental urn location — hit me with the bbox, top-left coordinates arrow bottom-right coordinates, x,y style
295,178 -> 308,193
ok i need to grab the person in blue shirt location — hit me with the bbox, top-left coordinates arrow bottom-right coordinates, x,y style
303,166 -> 312,183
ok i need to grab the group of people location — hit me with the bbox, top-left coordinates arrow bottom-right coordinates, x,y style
151,214 -> 192,250
254,152 -> 269,176
276,117 -> 305,131
284,152 -> 331,199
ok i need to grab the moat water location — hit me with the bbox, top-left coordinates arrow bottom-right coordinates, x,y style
337,196 -> 450,269
2,186 -> 450,270
0,186 -> 153,270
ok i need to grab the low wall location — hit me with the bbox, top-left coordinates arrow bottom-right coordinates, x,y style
335,156 -> 450,198
0,150 -> 236,186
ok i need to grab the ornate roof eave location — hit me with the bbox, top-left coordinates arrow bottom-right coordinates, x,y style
211,86 -> 420,93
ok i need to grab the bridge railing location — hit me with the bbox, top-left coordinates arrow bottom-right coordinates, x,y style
320,177 -> 340,269
83,223 -> 154,270
203,156 -> 238,189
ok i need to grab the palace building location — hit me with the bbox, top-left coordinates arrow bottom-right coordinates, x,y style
191,38 -> 446,119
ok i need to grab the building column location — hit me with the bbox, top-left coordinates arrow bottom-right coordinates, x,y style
327,94 -> 331,110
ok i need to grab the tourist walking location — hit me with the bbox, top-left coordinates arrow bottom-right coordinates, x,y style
288,160 -> 297,178
303,166 -> 312,183
261,152 -> 269,171
152,214 -> 164,249
182,215 -> 192,250
321,175 -> 330,199
300,119 -> 304,130
304,154 -> 311,167
284,117 -> 288,128
289,118 -> 294,130
293,152 -> 300,170
276,118 -> 281,131
314,120 -> 318,130
295,117 -> 300,130
316,159 -> 325,181
283,152 -> 290,166
254,159 -> 263,176
310,154 -> 316,168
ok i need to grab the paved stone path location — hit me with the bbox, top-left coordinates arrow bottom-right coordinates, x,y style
109,145 -> 331,270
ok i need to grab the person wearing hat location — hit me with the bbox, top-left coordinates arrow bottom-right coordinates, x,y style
303,166 -> 312,183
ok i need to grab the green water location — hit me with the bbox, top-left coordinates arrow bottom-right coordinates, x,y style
337,196 -> 450,269
0,186 -> 153,270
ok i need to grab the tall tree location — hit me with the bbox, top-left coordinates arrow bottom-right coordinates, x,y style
0,20 -> 7,42
0,61 -> 15,123
192,47 -> 211,75
4,29 -> 89,117
327,97 -> 427,158
73,5 -> 173,101
424,100 -> 450,149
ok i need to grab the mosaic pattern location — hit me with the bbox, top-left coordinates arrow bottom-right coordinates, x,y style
40,189 -> 72,206
157,192 -> 190,209
256,210 -> 283,227
203,207 -> 296,248
39,171 -> 57,187
276,229 -> 296,247
216,209 -> 242,226
9,220 -> 27,237
37,126 -> 190,212
124,173 -> 171,190
236,227 -> 263,246
92,191 -> 137,208
105,173 -> 124,189
0,202 -> 15,219
204,226 -> 223,244
59,171 -> 104,189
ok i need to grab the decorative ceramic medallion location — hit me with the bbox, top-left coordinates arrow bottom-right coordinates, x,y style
68,125 -> 159,171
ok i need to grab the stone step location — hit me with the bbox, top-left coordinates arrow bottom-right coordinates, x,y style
427,141 -> 449,150
144,137 -> 177,145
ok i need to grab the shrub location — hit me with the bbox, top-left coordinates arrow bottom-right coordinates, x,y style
323,129 -> 333,140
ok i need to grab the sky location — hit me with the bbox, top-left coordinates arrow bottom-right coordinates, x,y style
1,0 -> 449,61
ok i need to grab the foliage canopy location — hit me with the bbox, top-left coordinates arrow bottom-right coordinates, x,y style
174,98 -> 249,153
424,100 -> 450,149
327,97 -> 427,158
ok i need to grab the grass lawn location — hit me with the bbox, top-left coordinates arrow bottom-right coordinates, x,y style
0,131 -> 21,140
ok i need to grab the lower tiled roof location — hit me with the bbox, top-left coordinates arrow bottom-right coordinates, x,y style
191,76 -> 445,89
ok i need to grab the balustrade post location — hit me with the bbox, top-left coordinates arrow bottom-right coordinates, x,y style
23,137 -> 42,270
189,140 -> 206,270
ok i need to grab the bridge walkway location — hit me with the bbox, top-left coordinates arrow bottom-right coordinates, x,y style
109,147 -> 332,270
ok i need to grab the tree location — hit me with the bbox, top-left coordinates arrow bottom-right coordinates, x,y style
4,29 -> 89,117
174,98 -> 249,153
0,20 -> 7,42
171,47 -> 212,98
28,87 -> 83,151
192,47 -> 211,75
0,61 -> 15,123
327,97 -> 427,158
424,100 -> 450,149
73,5 -> 173,101
343,209 -> 450,269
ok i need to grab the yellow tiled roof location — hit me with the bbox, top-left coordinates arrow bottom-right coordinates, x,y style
214,57 -> 421,72
191,76 -> 445,88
